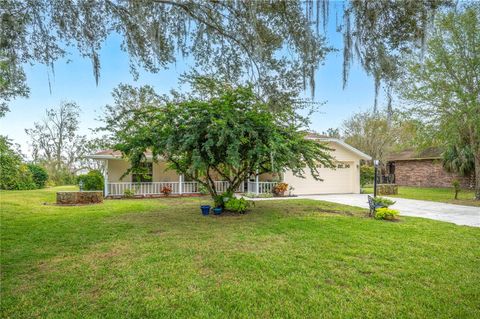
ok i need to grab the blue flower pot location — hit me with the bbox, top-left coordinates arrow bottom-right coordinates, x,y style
213,207 -> 223,215
200,205 -> 211,216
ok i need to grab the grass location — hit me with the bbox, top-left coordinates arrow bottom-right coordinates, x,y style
363,186 -> 479,207
1,187 -> 479,318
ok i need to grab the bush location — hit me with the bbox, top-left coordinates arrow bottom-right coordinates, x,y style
360,165 -> 375,187
123,188 -> 135,198
214,191 -> 234,208
14,164 -> 37,190
273,182 -> 288,195
373,197 -> 396,207
27,164 -> 49,188
77,170 -> 104,191
224,197 -> 253,213
161,185 -> 172,196
452,179 -> 460,199
374,207 -> 400,220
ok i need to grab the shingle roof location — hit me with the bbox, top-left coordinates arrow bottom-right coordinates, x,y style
387,147 -> 442,161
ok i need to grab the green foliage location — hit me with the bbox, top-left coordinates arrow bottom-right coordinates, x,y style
374,207 -> 400,221
0,136 -> 36,190
112,78 -> 334,202
373,197 -> 396,208
27,164 -> 48,189
224,197 -> 253,214
443,145 -> 475,177
123,189 -> 135,198
360,165 -> 375,187
399,6 -> 480,199
214,191 -> 235,208
198,185 -> 209,195
77,170 -> 104,191
452,180 -> 461,200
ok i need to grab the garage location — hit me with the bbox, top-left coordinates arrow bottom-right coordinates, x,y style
282,137 -> 371,195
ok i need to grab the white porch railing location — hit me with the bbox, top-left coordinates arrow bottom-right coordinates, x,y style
107,181 -> 247,196
247,181 -> 278,194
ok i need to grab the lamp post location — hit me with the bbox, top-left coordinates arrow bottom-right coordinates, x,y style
373,160 -> 379,198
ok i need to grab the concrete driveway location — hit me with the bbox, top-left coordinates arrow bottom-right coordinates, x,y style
250,194 -> 480,227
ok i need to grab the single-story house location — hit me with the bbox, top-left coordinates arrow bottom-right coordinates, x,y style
87,135 -> 371,197
386,148 -> 473,188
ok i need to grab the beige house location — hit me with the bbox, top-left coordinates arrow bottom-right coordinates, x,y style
87,137 -> 370,197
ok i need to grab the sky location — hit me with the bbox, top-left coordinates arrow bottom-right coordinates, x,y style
0,10 -> 382,157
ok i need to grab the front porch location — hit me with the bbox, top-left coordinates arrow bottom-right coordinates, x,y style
105,180 -> 279,197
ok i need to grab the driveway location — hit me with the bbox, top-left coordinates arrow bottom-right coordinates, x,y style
250,194 -> 480,227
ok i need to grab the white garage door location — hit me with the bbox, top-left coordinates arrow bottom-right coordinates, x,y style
284,162 -> 355,195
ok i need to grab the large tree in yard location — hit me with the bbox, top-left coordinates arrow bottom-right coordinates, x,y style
399,6 -> 480,199
112,78 -> 334,202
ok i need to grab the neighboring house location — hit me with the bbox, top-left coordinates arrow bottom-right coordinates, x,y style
386,148 -> 473,188
87,136 -> 371,197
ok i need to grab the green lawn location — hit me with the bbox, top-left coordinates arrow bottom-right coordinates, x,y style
363,186 -> 479,207
1,187 -> 479,318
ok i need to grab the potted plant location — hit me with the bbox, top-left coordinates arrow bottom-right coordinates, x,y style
273,182 -> 288,197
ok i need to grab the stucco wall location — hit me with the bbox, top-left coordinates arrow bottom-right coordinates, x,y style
107,159 -> 179,182
394,159 -> 472,188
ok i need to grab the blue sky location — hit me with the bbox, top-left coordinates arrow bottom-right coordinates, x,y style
1,12 -> 381,156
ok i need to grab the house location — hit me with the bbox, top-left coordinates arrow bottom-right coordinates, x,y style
87,136 -> 371,197
386,148 -> 473,188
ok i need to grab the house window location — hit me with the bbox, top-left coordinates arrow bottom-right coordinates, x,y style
344,163 -> 350,168
337,163 -> 344,169
132,162 -> 153,183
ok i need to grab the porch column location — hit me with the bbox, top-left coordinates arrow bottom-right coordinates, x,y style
255,170 -> 259,195
103,159 -> 109,197
179,174 -> 184,195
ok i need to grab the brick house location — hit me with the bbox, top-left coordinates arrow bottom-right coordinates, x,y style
386,148 -> 473,189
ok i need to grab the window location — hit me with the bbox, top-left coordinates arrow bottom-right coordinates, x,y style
337,163 -> 344,169
132,162 -> 153,183
344,163 -> 350,168
336,162 -> 351,169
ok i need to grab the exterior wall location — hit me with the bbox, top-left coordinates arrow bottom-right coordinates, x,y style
394,159 -> 472,188
107,159 -> 179,182
283,142 -> 363,195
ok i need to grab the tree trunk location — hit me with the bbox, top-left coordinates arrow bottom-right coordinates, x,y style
475,152 -> 480,200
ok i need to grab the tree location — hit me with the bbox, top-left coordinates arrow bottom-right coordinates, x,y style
110,78 -> 334,201
0,136 -> 36,190
26,164 -> 49,189
3,0 -> 329,112
2,1 -> 453,115
399,6 -> 480,199
25,101 -> 90,184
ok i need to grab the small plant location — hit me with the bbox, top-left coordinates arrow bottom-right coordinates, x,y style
198,184 -> 209,195
452,179 -> 460,200
374,207 -> 400,221
123,188 -> 135,198
214,191 -> 234,208
273,182 -> 288,196
161,185 -> 172,196
373,197 -> 396,207
224,197 -> 253,213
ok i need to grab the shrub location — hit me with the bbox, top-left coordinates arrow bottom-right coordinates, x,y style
161,185 -> 172,196
198,184 -> 209,195
224,197 -> 253,213
373,197 -> 396,207
27,164 -> 49,188
374,207 -> 400,221
360,165 -> 375,187
273,182 -> 288,195
14,164 -> 37,190
77,170 -> 104,191
452,179 -> 460,199
214,191 -> 234,208
123,189 -> 135,198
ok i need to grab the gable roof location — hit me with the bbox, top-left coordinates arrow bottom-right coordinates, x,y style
305,136 -> 372,160
387,147 -> 442,161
